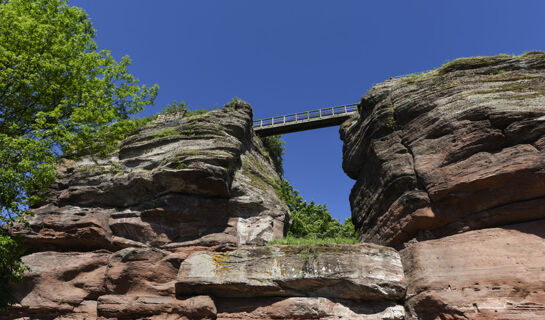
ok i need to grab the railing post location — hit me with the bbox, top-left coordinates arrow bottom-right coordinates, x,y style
283,115 -> 286,124
320,109 -> 322,117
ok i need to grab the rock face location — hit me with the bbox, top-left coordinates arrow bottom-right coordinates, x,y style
6,101 -> 407,320
176,244 -> 406,300
401,220 -> 545,320
341,52 -> 545,319
176,244 -> 407,320
13,101 -> 289,251
9,53 -> 545,319
4,101 -> 293,319
341,52 -> 545,247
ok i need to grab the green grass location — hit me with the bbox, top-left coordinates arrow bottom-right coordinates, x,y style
152,128 -> 179,139
268,236 -> 360,245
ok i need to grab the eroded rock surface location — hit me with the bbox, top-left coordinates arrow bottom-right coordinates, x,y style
177,244 -> 406,301
215,297 -> 405,320
401,220 -> 545,320
341,52 -> 545,247
13,101 -> 289,250
4,101 -> 292,320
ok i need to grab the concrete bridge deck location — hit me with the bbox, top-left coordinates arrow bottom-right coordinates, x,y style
253,103 -> 358,136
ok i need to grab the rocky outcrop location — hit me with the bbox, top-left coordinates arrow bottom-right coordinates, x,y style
341,51 -> 545,247
6,101 -> 409,320
176,244 -> 406,300
177,244 -> 407,320
4,101 -> 294,319
13,101 -> 289,250
9,52 -> 545,319
215,297 -> 405,320
341,52 -> 545,319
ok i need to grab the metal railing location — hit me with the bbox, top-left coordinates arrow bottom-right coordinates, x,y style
253,103 -> 358,128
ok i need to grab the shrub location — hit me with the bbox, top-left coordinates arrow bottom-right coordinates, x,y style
260,135 -> 285,174
276,179 -> 358,242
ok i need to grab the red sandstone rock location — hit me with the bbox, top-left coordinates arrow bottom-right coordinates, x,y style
216,297 -> 405,319
16,101 -> 289,252
401,220 -> 545,320
3,251 -> 110,319
97,295 -> 216,319
341,52 -> 545,247
176,244 -> 407,301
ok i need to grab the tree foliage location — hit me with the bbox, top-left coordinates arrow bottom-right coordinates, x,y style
260,135 -> 285,174
0,233 -> 26,310
277,179 -> 357,240
0,0 -> 158,309
0,0 -> 158,221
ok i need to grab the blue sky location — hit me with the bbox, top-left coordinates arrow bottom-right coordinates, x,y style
70,0 -> 545,222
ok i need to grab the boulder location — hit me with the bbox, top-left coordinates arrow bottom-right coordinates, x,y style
401,220 -> 545,320
341,52 -> 545,247
176,244 -> 406,301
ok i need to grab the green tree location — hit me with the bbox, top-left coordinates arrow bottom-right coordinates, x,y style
0,0 -> 158,308
277,179 -> 358,241
0,233 -> 26,310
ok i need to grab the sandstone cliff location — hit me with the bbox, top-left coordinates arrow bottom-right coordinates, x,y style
5,101 -> 406,319
7,52 -> 545,320
341,52 -> 545,319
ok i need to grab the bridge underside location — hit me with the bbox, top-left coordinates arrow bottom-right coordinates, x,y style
254,113 -> 355,136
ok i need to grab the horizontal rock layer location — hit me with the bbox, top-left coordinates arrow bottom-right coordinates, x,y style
176,244 -> 406,301
13,102 -> 289,251
215,297 -> 405,320
4,102 -> 295,319
341,52 -> 545,247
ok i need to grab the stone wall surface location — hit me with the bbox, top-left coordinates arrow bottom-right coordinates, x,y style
176,244 -> 406,300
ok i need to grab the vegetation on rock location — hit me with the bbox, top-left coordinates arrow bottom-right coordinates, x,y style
162,100 -> 211,118
274,179 -> 358,243
260,135 -> 285,174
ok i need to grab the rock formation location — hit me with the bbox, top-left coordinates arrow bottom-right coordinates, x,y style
5,101 -> 405,319
4,101 -> 292,319
341,52 -> 545,319
6,52 -> 545,319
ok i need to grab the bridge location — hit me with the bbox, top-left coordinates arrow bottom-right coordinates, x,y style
253,103 -> 358,136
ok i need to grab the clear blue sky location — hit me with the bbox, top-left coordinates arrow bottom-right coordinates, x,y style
70,0 -> 545,222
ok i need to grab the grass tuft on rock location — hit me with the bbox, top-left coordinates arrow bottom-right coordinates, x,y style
268,236 -> 359,245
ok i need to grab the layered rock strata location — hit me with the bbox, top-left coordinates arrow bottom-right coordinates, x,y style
5,101 -> 407,319
176,244 -> 406,300
14,101 -> 289,251
401,220 -> 545,319
341,52 -> 545,319
4,101 -> 294,319
180,244 -> 407,320
342,52 -> 545,247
